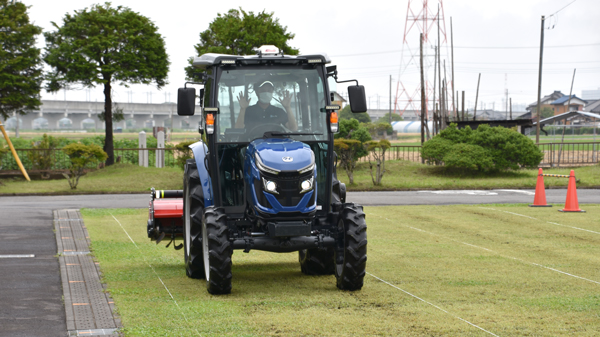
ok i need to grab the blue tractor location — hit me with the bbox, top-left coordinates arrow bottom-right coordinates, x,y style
177,45 -> 368,294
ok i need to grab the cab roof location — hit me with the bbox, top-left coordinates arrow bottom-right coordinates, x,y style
192,51 -> 331,70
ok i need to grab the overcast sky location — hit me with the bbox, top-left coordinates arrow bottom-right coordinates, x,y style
24,0 -> 600,113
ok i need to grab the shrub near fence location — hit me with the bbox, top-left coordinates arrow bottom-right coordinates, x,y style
0,148 -> 176,172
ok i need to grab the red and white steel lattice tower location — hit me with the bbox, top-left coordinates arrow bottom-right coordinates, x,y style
394,0 -> 449,119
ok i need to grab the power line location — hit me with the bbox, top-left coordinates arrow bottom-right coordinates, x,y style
331,42 -> 600,57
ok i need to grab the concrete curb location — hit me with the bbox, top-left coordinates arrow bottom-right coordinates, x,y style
54,209 -> 121,337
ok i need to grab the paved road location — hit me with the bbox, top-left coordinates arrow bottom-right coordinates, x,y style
0,195 -> 148,337
0,189 -> 596,336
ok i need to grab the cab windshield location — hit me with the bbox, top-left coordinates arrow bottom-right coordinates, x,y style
214,65 -> 328,143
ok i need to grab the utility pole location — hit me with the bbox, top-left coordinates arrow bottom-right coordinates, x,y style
535,15 -> 545,144
456,91 -> 459,121
461,91 -> 465,121
474,73 -> 481,120
510,98 -> 512,120
437,5 -> 442,129
433,46 -> 437,133
566,68 -> 576,112
389,75 -> 392,123
450,17 -> 456,121
420,33 -> 426,152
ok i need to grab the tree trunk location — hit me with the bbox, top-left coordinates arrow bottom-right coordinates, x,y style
103,78 -> 114,166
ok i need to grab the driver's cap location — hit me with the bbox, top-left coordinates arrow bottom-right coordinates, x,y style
258,81 -> 274,88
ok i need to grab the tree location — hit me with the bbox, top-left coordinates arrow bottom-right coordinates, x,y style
0,0 -> 43,120
44,3 -> 169,165
365,139 -> 391,185
339,104 -> 371,123
186,8 -> 298,79
62,142 -> 107,189
336,118 -> 371,158
333,139 -> 363,185
541,107 -> 554,119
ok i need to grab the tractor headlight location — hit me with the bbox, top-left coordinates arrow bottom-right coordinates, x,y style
262,178 -> 278,194
300,177 -> 313,194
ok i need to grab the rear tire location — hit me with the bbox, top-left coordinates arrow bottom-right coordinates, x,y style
183,159 -> 205,279
202,206 -> 232,294
299,248 -> 335,275
335,204 -> 367,291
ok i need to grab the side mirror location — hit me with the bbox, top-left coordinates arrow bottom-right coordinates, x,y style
177,88 -> 196,116
348,85 -> 367,113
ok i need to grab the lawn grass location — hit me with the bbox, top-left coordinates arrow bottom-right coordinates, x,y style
0,163 -> 182,194
338,160 -> 600,191
82,204 -> 600,336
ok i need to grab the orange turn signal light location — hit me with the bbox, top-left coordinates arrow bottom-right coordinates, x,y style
330,112 -> 338,124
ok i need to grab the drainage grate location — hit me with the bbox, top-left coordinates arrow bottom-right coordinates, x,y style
68,328 -> 119,336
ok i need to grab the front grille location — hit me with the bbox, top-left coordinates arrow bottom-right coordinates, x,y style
261,170 -> 314,207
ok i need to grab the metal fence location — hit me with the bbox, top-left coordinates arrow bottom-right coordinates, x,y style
358,145 -> 422,163
2,142 -> 599,173
0,148 -> 177,172
537,142 -> 599,167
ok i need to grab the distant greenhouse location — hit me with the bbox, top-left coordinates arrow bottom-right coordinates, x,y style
392,121 -> 434,133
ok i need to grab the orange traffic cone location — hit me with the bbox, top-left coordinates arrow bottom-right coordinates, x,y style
559,170 -> 585,212
529,168 -> 551,207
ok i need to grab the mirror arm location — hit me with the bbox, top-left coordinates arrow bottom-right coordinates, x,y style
334,79 -> 359,86
184,81 -> 204,88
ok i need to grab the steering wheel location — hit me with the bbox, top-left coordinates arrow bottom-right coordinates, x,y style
248,123 -> 286,138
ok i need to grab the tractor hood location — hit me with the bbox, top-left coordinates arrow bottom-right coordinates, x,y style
249,138 -> 314,173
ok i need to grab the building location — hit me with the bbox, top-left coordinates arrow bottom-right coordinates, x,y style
582,88 -> 600,100
526,90 -> 565,116
584,99 -> 600,114
2,100 -> 202,131
550,95 -> 587,115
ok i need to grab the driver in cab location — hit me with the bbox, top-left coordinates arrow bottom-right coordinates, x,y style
235,80 -> 298,132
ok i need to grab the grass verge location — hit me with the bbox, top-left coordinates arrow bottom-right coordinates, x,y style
0,163 -> 182,194
338,160 -> 600,191
83,204 -> 600,336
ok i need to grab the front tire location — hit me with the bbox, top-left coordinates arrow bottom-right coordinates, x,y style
335,204 -> 367,291
299,248 -> 335,275
202,206 -> 232,295
183,159 -> 205,279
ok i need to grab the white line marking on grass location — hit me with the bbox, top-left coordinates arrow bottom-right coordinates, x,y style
374,214 -> 600,285
367,272 -> 500,336
481,207 -> 600,235
110,214 -> 202,337
547,222 -> 600,235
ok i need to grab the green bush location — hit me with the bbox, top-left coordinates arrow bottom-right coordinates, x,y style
336,118 -> 372,159
422,123 -> 543,171
62,143 -> 108,189
443,143 -> 494,171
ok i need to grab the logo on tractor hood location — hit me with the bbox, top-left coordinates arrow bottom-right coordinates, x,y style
282,156 -> 293,162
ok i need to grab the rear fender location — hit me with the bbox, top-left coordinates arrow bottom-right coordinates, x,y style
190,141 -> 214,207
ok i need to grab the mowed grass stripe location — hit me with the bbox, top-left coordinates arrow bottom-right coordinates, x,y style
108,213 -> 202,337
83,206 -> 600,336
377,205 -> 600,280
481,207 -> 600,235
366,205 -> 600,336
370,213 -> 600,285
